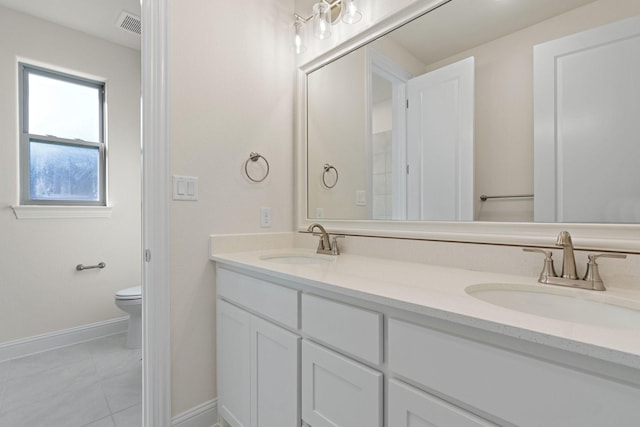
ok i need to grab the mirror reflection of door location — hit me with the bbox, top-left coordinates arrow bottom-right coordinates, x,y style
406,56 -> 475,221
534,14 -> 640,223
368,50 -> 475,222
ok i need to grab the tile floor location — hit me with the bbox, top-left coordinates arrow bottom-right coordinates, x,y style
0,333 -> 142,427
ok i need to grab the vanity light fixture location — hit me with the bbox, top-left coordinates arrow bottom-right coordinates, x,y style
293,0 -> 364,54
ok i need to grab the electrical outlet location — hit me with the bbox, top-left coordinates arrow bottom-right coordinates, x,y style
260,207 -> 272,227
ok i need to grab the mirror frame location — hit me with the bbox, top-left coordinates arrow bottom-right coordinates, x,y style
295,0 -> 640,253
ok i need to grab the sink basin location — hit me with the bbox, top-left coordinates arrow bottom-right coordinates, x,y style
466,283 -> 640,329
260,253 -> 333,265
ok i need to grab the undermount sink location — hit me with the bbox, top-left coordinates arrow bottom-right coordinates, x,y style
260,253 -> 334,265
466,283 -> 640,329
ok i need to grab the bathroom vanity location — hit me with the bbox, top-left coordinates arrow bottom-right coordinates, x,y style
212,248 -> 640,427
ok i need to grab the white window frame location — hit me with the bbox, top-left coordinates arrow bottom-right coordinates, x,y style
19,63 -> 106,206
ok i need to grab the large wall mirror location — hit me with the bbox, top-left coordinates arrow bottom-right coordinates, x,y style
304,0 -> 640,230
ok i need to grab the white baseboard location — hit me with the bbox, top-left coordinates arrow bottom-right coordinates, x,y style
172,398 -> 219,427
0,317 -> 129,362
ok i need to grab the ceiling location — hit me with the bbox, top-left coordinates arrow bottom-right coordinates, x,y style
0,0 -> 141,50
385,0 -> 598,66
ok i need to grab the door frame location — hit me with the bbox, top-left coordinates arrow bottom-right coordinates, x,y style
141,0 -> 172,425
366,47 -> 413,220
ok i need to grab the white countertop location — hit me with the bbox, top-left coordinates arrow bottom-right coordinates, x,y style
211,248 -> 640,370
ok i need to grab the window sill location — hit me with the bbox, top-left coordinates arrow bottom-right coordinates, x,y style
11,205 -> 112,219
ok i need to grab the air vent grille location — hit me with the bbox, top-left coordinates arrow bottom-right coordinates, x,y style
116,11 -> 141,35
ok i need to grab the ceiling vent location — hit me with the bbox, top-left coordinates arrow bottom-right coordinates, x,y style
116,11 -> 141,36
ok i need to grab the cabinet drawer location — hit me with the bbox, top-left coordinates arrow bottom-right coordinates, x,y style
388,318 -> 640,427
301,293 -> 382,365
302,340 -> 382,427
389,379 -> 496,427
217,267 -> 299,329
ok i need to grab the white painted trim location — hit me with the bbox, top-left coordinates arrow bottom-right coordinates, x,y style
11,205 -> 113,219
366,46 -> 412,220
295,0 -> 640,253
0,317 -> 128,363
171,399 -> 219,427
141,0 -> 172,426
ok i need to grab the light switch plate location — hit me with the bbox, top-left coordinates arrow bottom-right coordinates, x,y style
173,176 -> 198,201
355,190 -> 366,206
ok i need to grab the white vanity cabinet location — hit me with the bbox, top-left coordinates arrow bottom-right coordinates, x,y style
217,269 -> 301,427
214,260 -> 640,427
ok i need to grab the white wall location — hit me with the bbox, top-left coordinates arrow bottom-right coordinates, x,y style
0,7 -> 141,342
168,0 -> 295,416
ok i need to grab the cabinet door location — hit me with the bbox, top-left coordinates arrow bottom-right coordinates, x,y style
218,299 -> 251,427
302,340 -> 382,427
388,379 -> 496,427
250,315 -> 300,427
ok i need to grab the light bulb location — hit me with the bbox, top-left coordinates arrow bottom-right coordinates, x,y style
292,20 -> 307,54
312,2 -> 332,40
342,0 -> 362,24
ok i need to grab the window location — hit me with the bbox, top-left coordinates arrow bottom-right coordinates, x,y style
20,63 -> 106,206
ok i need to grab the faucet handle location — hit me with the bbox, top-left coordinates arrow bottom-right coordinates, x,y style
583,253 -> 627,291
523,248 -> 557,283
330,234 -> 345,255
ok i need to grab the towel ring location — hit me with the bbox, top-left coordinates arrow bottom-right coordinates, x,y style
322,164 -> 338,188
244,152 -> 269,183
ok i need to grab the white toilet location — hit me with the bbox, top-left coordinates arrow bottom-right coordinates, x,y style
115,286 -> 142,349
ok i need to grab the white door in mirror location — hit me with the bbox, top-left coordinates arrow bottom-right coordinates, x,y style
534,15 -> 640,223
407,56 -> 474,221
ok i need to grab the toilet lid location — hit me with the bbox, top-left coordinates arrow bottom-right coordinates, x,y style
116,286 -> 142,300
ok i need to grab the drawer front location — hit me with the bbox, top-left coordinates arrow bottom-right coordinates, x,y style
302,340 -> 382,427
389,378 -> 496,427
388,318 -> 640,427
217,267 -> 299,329
301,293 -> 382,365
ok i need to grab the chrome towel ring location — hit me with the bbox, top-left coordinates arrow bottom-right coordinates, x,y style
244,152 -> 270,183
322,163 -> 338,188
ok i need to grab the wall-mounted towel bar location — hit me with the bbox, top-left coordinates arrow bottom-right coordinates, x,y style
76,262 -> 106,271
480,194 -> 533,202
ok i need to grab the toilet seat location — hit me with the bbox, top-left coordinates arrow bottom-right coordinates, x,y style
115,286 -> 142,300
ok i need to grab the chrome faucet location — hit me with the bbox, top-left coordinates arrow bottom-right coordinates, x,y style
307,223 -> 344,255
556,231 -> 578,279
523,231 -> 627,291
